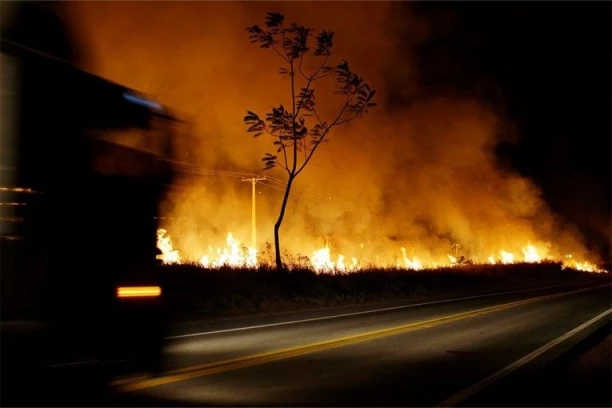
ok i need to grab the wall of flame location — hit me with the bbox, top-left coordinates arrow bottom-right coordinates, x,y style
67,2 -> 604,273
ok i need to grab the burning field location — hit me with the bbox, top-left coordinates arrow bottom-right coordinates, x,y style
70,2 -> 609,276
156,228 -> 605,274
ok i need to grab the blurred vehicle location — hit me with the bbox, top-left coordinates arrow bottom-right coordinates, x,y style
1,1 -> 181,402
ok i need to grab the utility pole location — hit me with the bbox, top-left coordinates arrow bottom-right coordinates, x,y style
242,176 -> 266,249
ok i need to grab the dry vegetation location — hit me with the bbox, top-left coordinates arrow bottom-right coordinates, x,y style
158,263 -> 608,321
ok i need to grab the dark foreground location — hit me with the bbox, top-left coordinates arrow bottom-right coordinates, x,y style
4,271 -> 610,407
108,280 -> 610,407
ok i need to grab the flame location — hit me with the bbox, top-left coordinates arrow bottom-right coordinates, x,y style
499,250 -> 515,264
311,247 -> 333,272
156,229 -> 607,274
157,229 -> 257,269
310,247 -> 358,273
521,244 -> 541,263
74,2 -> 608,279
198,233 -> 257,268
400,248 -> 422,271
156,228 -> 181,264
561,257 -> 605,273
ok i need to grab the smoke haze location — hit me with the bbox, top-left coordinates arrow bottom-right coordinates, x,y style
66,1 -> 600,266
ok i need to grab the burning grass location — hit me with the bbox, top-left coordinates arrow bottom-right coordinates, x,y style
158,262 -> 609,321
156,228 -> 607,274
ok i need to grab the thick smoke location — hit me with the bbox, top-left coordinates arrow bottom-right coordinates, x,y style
67,2 -> 598,266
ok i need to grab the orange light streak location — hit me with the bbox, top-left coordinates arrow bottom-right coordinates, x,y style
116,286 -> 162,298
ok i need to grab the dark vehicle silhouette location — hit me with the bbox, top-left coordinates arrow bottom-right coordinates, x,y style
1,2 -> 180,402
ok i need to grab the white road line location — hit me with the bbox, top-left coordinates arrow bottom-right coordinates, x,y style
435,307 -> 612,407
165,282 -> 586,339
50,359 -> 101,368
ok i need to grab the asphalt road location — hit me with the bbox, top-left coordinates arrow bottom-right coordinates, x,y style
461,321 -> 612,407
109,280 -> 611,407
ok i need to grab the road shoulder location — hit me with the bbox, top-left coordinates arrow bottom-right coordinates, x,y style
457,320 -> 612,407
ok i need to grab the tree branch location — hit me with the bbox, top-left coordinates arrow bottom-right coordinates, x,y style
309,55 -> 329,81
311,106 -> 324,126
334,113 -> 360,126
290,60 -> 298,175
280,23 -> 291,62
294,81 -> 312,122
263,125 -> 278,138
298,52 -> 308,81
295,55 -> 328,120
312,69 -> 335,81
280,139 -> 289,171
271,43 -> 290,63
295,95 -> 351,177
275,156 -> 289,173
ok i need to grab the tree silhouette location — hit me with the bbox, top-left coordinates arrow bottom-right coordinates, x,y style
244,12 -> 376,271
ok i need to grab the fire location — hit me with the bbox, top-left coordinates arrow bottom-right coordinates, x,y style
156,229 -> 607,274
499,250 -> 515,264
311,247 -> 360,274
400,248 -> 422,271
156,229 -> 257,268
486,245 -> 549,266
311,247 -> 333,272
197,233 -> 257,268
522,244 -> 541,263
156,228 -> 180,264
73,2 -> 608,278
488,246 -> 539,265
561,254 -> 604,274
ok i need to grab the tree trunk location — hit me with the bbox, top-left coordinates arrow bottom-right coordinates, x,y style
274,175 -> 294,271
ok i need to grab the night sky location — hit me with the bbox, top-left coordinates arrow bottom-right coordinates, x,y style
411,2 -> 611,262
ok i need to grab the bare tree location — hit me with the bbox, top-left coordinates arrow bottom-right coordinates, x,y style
244,12 -> 376,271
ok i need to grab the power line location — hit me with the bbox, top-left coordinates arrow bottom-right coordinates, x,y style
170,162 -> 337,202
252,175 -> 336,202
258,182 -> 333,204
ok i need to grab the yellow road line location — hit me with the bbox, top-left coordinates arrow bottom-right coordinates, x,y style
115,283 -> 610,393
111,375 -> 150,387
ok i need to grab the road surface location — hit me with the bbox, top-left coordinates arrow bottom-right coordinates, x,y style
105,280 -> 611,407
461,320 -> 611,407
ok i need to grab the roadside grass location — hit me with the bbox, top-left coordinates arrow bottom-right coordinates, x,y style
158,262 -> 609,321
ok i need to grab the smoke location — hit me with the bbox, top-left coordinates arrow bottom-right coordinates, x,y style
67,1 -> 599,266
